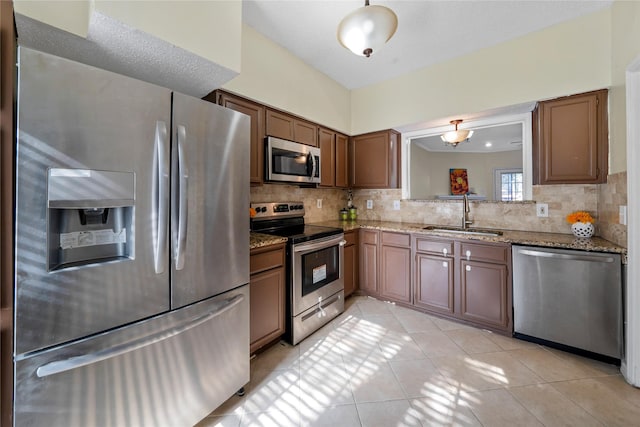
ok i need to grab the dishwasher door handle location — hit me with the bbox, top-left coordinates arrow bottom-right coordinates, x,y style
517,248 -> 616,263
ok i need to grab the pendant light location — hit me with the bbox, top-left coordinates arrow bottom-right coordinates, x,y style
337,0 -> 398,58
441,119 -> 474,147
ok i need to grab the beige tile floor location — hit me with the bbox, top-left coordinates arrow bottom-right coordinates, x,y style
196,296 -> 640,427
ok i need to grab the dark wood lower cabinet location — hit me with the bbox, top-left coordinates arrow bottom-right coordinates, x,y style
249,243 -> 286,354
359,229 -> 379,294
414,253 -> 454,315
460,260 -> 509,329
357,231 -> 512,333
380,232 -> 411,304
343,231 -> 358,297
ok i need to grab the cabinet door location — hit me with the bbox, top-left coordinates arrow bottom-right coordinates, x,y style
359,230 -> 379,295
265,109 -> 295,141
216,92 -> 265,185
459,260 -> 509,329
335,133 -> 349,188
351,130 -> 399,188
319,128 -> 336,187
414,253 -> 455,315
535,90 -> 607,184
380,245 -> 411,303
344,243 -> 358,297
249,267 -> 285,353
294,119 -> 318,147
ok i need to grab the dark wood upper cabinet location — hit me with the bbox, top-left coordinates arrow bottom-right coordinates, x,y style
335,133 -> 349,188
534,89 -> 608,184
319,127 -> 349,188
351,129 -> 400,189
204,90 -> 265,185
266,108 -> 318,147
319,127 -> 336,187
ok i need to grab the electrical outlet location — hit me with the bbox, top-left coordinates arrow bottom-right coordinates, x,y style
620,205 -> 627,225
316,199 -> 322,209
393,200 -> 401,210
366,200 -> 373,209
536,203 -> 548,217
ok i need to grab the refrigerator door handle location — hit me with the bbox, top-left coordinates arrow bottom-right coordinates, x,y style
35,293 -> 245,378
153,121 -> 170,274
175,125 -> 189,270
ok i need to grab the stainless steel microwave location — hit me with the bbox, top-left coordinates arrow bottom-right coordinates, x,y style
265,136 -> 321,184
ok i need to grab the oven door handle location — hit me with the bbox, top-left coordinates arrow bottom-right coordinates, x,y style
293,235 -> 345,253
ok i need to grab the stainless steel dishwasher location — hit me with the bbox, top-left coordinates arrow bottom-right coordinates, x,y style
512,245 -> 622,361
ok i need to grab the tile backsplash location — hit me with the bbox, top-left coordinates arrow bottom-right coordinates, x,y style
598,171 -> 627,247
250,184 -> 347,223
250,173 -> 627,248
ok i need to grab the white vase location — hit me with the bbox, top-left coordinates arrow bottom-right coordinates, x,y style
571,221 -> 594,238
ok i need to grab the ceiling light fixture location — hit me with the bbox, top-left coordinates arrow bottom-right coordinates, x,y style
441,119 -> 474,147
337,0 -> 398,58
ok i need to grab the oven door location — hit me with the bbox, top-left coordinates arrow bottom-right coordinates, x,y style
266,136 -> 321,184
291,233 -> 345,316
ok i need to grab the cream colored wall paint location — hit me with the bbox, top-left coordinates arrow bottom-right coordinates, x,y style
14,1 -> 242,73
14,0 -> 90,37
610,1 -> 640,174
93,1 -> 242,72
351,9 -> 611,135
223,25 -> 351,134
411,149 -> 522,200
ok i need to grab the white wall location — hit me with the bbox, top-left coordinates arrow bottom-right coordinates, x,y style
350,9 -> 611,136
223,25 -> 351,134
13,0 -> 243,74
610,1 -> 640,174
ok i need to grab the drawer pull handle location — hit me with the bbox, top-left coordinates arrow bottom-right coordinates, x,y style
466,250 -> 471,260
442,261 -> 448,268
442,248 -> 448,256
466,265 -> 471,271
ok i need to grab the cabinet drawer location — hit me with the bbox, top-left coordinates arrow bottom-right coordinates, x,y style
361,229 -> 379,245
381,231 -> 410,247
460,242 -> 509,264
415,238 -> 454,257
344,230 -> 357,246
250,245 -> 285,274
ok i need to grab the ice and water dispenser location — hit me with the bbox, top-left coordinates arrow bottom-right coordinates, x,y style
47,168 -> 135,271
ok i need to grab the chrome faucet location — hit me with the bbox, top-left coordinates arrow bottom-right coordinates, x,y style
461,194 -> 473,229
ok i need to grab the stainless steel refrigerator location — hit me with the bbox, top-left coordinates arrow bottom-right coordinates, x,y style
13,47 -> 250,426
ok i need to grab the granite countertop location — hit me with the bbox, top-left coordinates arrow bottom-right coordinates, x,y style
312,219 -> 628,262
250,232 -> 287,250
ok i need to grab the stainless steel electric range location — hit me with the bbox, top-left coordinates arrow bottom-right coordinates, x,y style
250,202 -> 346,345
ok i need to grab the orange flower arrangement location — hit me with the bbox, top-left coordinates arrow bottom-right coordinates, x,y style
566,211 -> 594,224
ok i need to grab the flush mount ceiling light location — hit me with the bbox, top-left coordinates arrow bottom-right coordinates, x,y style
337,0 -> 398,58
441,119 -> 474,147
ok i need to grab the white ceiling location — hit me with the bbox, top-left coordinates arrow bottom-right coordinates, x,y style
413,122 -> 523,153
243,0 -> 613,90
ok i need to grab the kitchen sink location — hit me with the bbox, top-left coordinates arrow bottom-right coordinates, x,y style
423,225 -> 503,236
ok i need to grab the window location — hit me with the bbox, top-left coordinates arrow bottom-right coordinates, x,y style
494,168 -> 523,201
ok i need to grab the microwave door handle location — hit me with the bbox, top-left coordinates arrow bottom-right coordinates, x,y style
308,152 -> 317,180
175,125 -> 189,270
153,121 -> 169,274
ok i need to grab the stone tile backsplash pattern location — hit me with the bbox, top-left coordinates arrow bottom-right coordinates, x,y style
250,184 -> 347,223
250,172 -> 627,248
351,185 -> 599,235
598,171 -> 627,247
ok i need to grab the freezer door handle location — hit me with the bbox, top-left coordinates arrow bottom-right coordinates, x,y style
35,293 -> 245,378
174,125 -> 189,270
153,121 -> 170,274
